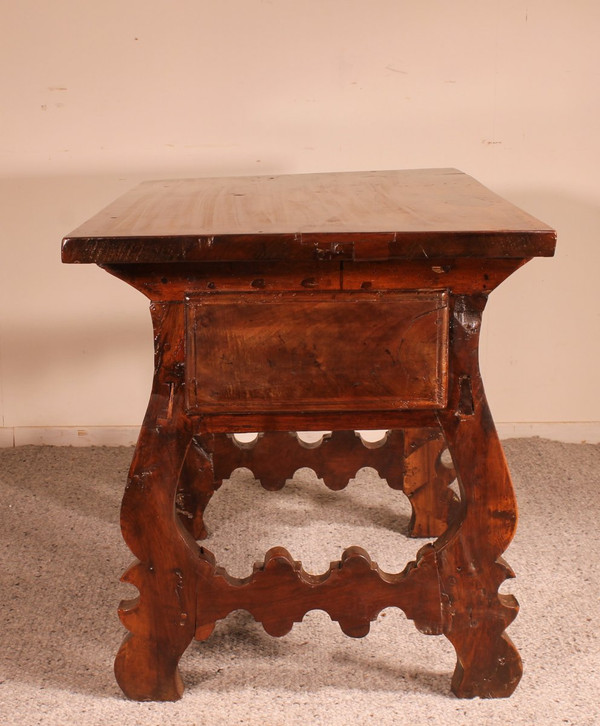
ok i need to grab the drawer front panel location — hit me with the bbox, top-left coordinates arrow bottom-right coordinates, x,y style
185,290 -> 448,414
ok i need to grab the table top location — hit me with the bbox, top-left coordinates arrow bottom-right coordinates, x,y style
62,169 -> 555,263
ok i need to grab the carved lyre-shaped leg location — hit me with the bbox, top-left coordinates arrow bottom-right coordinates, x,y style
176,437 -> 215,540
435,295 -> 522,698
114,302 -> 200,701
403,428 -> 459,538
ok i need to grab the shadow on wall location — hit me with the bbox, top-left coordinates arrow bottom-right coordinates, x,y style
0,318 -> 153,428
480,187 -> 600,423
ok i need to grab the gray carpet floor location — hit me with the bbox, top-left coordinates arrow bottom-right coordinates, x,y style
1,438 -> 599,725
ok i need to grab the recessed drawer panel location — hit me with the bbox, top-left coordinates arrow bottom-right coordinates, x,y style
185,290 -> 448,414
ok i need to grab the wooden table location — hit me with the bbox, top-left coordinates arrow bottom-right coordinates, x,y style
62,169 -> 555,701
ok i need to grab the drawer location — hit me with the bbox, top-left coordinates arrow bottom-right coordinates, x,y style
185,290 -> 448,414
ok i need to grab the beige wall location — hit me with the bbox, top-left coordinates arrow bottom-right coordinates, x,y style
1,1 -> 599,441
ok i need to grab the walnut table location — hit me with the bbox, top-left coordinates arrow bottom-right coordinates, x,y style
62,169 -> 555,701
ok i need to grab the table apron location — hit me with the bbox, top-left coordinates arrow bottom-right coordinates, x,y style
184,290 -> 449,415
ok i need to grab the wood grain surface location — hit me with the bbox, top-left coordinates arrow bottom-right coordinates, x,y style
62,169 -> 555,263
185,290 -> 448,413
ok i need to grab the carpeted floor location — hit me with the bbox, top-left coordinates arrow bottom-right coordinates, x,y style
0,438 -> 599,725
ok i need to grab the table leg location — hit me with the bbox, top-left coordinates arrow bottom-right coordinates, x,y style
403,428 -> 459,538
436,295 -> 522,698
114,303 -> 200,701
176,437 -> 216,540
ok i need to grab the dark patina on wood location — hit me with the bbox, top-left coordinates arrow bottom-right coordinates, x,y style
62,168 -> 555,701
185,290 -> 448,413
